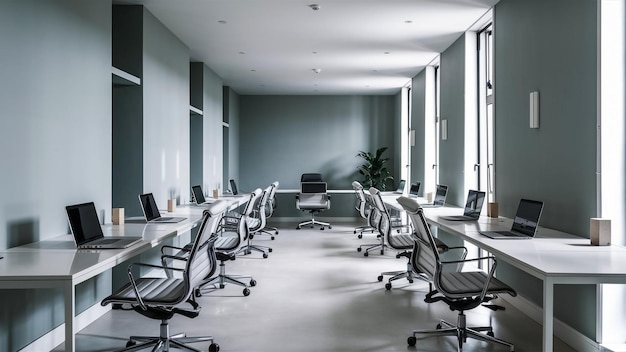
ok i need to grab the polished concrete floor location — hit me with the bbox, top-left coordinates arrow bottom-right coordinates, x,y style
63,222 -> 577,352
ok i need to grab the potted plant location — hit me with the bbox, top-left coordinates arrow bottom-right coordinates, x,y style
356,147 -> 394,190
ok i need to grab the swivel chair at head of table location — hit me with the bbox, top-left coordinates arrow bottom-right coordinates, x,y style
295,173 -> 331,230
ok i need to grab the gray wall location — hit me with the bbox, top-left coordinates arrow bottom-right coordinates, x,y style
238,95 -> 398,218
493,0 -> 598,339
0,1 -> 112,349
439,35 -> 467,207
201,65 -> 224,194
142,8 -> 190,206
411,71 -> 427,195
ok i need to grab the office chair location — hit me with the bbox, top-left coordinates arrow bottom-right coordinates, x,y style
397,196 -> 516,352
246,185 -> 274,255
101,201 -> 227,352
195,191 -> 261,296
256,181 -> 280,239
296,173 -> 331,230
352,181 -> 375,238
234,188 -> 272,258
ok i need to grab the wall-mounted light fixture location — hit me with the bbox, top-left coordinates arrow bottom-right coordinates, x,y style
530,91 -> 540,128
441,119 -> 448,140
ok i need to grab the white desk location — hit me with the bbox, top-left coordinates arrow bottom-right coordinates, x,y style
382,195 -> 626,352
0,196 -> 247,352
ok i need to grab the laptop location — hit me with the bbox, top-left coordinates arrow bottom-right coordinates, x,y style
409,182 -> 421,197
440,190 -> 486,221
66,202 -> 141,249
420,184 -> 448,208
393,180 -> 406,194
139,193 -> 186,223
220,179 -> 240,197
479,199 -> 544,239
191,185 -> 215,206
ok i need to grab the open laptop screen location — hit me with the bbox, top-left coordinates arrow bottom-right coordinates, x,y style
409,182 -> 421,196
395,180 -> 406,193
464,190 -> 485,217
511,199 -> 544,237
139,193 -> 161,221
191,185 -> 206,204
433,185 -> 448,206
66,202 -> 104,245
229,179 -> 239,195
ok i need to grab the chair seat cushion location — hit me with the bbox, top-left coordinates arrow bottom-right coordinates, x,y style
439,271 -> 517,297
389,233 -> 413,249
215,235 -> 238,250
103,278 -> 186,306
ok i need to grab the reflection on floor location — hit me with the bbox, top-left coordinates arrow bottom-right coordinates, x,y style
58,222 -> 577,352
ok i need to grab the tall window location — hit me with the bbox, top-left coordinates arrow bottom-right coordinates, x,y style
478,24 -> 495,201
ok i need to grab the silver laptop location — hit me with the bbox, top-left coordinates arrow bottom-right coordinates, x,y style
139,193 -> 186,223
392,180 -> 406,194
480,199 -> 544,239
409,182 -> 421,197
66,202 -> 141,249
420,184 -> 448,208
440,190 -> 486,221
191,185 -> 215,206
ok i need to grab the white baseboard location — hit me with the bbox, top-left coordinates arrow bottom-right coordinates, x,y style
501,294 -> 599,352
20,303 -> 111,352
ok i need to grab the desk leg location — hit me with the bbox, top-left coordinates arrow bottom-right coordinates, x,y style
64,282 -> 75,352
543,278 -> 554,352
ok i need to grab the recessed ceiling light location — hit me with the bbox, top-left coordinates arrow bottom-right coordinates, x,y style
250,69 -> 256,72
308,4 -> 320,11
239,51 -> 246,55
405,20 -> 413,24
384,52 -> 390,55
312,51 -> 318,54
218,20 -> 227,24
313,68 -> 322,74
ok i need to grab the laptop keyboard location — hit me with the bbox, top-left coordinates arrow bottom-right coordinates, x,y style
153,217 -> 174,222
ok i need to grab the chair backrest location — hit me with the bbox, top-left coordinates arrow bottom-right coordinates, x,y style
352,181 -> 368,218
186,200 -> 228,300
301,173 -> 323,182
364,192 -> 380,229
265,181 -> 279,217
396,196 -> 439,282
370,187 -> 402,247
251,185 -> 272,231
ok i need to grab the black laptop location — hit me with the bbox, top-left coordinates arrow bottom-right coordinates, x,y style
409,182 -> 421,197
191,185 -> 214,206
66,202 -> 141,249
420,184 -> 448,208
440,190 -> 486,221
139,193 -> 186,223
479,199 -> 544,239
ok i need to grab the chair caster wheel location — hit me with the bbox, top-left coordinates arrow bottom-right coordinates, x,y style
436,323 -> 442,329
408,279 -> 414,284
487,331 -> 494,337
245,250 -> 252,255
385,283 -> 392,290
407,336 -> 416,347
243,288 -> 250,296
263,253 -> 268,258
354,230 -> 357,234
357,234 -> 363,239
357,247 -> 362,252
364,252 -> 369,257
396,254 -> 401,259
275,230 -> 279,234
250,279 -> 257,287
268,248 -> 273,252
320,227 -> 325,230
209,342 -> 220,352
296,226 -> 300,230
126,340 -> 137,348
219,284 -> 225,289
377,275 -> 383,282
380,250 -> 384,255
271,236 -> 275,240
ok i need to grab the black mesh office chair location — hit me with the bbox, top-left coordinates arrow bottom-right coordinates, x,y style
296,173 -> 331,230
397,196 -> 516,352
101,201 -> 227,352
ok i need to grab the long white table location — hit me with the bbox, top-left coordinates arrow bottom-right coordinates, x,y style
0,196 -> 247,352
383,195 -> 626,352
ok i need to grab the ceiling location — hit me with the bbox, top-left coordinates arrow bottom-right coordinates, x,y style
116,0 -> 497,95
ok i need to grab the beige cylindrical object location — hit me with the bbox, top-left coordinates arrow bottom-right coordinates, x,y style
426,192 -> 433,203
212,189 -> 219,199
167,199 -> 176,212
487,202 -> 499,218
112,208 -> 124,225
590,218 -> 611,246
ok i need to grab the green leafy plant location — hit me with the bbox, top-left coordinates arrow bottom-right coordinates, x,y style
356,147 -> 394,190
